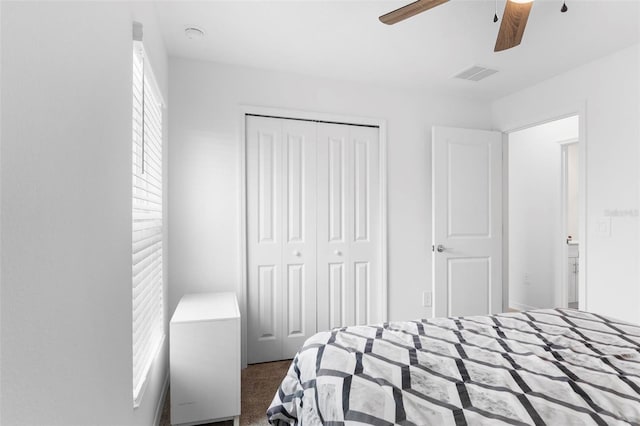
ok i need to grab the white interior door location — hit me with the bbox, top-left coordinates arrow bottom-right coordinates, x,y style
247,116 -> 317,363
432,126 -> 503,317
316,123 -> 381,330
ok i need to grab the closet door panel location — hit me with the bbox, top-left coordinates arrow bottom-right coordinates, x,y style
247,116 -> 283,363
318,124 -> 380,331
317,124 -> 352,330
281,120 -> 317,358
350,126 -> 381,325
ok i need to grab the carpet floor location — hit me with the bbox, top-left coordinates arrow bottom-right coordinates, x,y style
160,360 -> 291,426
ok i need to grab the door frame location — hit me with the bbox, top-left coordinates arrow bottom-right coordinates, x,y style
501,105 -> 587,313
237,105 -> 388,368
558,138 -> 579,309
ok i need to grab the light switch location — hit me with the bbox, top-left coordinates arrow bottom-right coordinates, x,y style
423,291 -> 432,307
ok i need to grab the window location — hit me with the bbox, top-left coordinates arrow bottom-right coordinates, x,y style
132,40 -> 164,407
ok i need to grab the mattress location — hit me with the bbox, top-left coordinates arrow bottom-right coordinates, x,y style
267,309 -> 640,425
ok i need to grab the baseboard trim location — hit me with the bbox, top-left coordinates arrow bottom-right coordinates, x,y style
509,301 -> 540,312
154,369 -> 170,426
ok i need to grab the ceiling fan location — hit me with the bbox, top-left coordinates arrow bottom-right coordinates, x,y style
379,0 -> 548,52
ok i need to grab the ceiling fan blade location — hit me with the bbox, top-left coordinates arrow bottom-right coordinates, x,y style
379,0 -> 449,25
494,0 -> 533,52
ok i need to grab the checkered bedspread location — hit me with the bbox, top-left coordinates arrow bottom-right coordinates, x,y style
267,309 -> 640,425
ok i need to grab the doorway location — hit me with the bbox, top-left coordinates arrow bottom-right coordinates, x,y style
507,115 -> 580,311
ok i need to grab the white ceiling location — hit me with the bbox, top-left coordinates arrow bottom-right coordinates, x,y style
154,0 -> 640,100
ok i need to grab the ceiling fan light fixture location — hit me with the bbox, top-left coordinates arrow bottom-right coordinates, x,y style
494,0 -> 533,52
378,0 -> 533,52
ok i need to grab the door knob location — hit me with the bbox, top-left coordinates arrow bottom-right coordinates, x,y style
293,250 -> 301,257
436,245 -> 446,253
334,250 -> 342,256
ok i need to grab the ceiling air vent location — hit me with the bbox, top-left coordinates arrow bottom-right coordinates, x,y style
453,65 -> 499,82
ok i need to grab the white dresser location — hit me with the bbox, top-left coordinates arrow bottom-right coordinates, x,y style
170,292 -> 240,426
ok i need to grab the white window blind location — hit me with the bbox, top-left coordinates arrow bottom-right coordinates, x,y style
132,41 -> 164,407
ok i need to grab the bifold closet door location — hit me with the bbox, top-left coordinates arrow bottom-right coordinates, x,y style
316,123 -> 381,331
246,116 -> 317,364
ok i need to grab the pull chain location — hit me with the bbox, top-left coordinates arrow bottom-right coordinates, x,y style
494,0 -> 499,22
561,1 -> 568,13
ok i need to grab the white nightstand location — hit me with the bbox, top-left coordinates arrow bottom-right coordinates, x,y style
170,292 -> 240,426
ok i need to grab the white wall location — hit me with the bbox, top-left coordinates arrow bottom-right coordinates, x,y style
508,116 -> 578,311
1,2 -> 169,425
168,58 -> 493,328
493,44 -> 640,324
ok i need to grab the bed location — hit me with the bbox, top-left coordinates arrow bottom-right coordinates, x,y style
267,309 -> 640,425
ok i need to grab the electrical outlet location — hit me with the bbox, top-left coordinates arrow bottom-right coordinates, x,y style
596,217 -> 611,237
422,291 -> 432,307
524,273 -> 531,285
